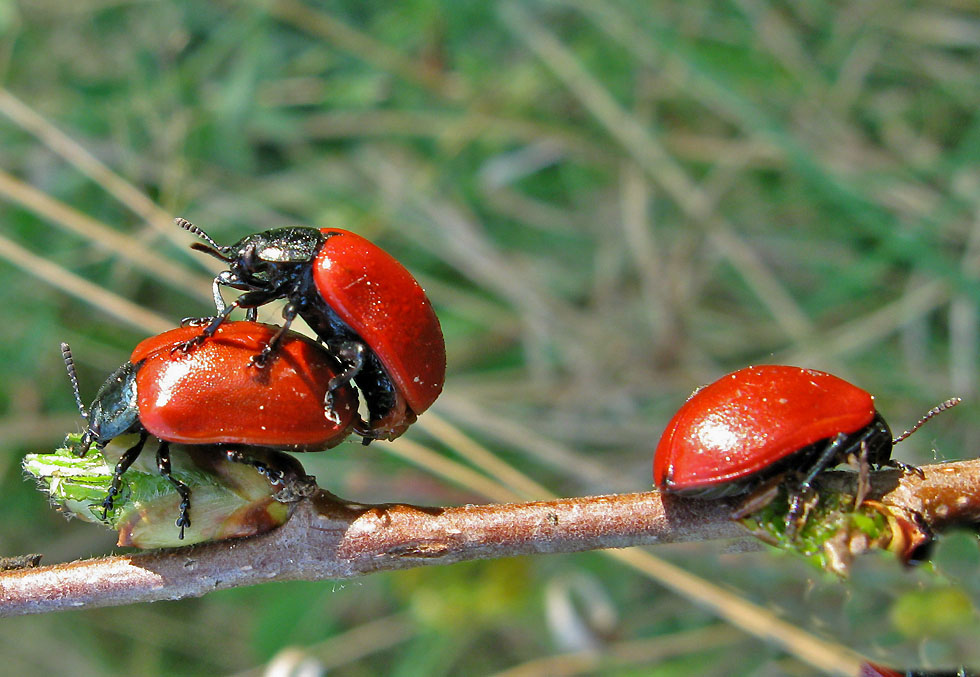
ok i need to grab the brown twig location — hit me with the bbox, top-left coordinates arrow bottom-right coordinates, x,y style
2,459 -> 979,618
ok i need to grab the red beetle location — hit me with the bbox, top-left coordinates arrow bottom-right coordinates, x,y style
653,365 -> 956,499
63,321 -> 359,537
175,219 -> 446,442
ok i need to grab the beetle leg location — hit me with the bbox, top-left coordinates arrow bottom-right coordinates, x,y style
156,441 -> 191,539
179,316 -> 211,327
173,301 -> 240,353
223,448 -> 284,484
248,304 -> 298,368
785,484 -> 819,538
326,340 -> 365,390
211,271 -> 235,314
730,475 -> 783,520
884,458 -> 925,479
354,417 -> 376,445
102,433 -> 148,519
180,271 -> 241,326
223,447 -> 319,501
322,340 -> 365,424
783,432 -> 850,531
798,432 -> 848,489
66,431 -> 95,457
176,287 -> 280,354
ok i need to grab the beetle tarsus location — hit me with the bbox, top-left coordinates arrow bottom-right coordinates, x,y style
353,417 -> 377,445
172,334 -> 206,354
247,351 -> 270,369
174,499 -> 190,540
887,459 -> 925,478
784,484 -> 818,538
223,448 -> 285,484
180,316 -> 214,327
323,389 -> 343,425
174,303 -> 239,354
246,307 -> 296,369
157,441 -> 192,538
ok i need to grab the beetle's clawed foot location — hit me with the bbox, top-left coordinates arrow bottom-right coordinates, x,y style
180,316 -> 215,328
323,389 -> 346,425
246,345 -> 277,369
255,462 -> 284,484
171,335 -> 208,355
100,494 -> 115,520
174,500 -> 191,540
888,459 -> 926,479
784,485 -> 819,538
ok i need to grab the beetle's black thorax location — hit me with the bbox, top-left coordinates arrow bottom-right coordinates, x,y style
225,228 -> 327,297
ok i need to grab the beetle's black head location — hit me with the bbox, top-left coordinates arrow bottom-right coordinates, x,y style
61,343 -> 141,458
178,219 -> 325,289
82,362 -> 142,454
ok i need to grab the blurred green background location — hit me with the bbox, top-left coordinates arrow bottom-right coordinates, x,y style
2,1 -> 980,674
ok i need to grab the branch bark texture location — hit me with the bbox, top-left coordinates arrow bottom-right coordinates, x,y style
2,459 -> 979,617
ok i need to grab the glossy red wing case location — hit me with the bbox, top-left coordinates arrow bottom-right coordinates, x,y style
132,322 -> 357,451
312,229 -> 446,415
654,365 -> 876,492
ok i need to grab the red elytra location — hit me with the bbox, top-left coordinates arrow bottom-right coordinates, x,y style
312,229 -> 445,417
653,365 -> 885,497
134,322 -> 358,451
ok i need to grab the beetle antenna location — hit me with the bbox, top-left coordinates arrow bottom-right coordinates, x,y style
175,217 -> 232,261
60,342 -> 88,419
892,397 -> 962,444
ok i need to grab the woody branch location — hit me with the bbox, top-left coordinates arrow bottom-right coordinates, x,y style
1,458 -> 978,617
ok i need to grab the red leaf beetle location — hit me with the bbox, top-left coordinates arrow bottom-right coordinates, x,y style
63,322 -> 359,538
175,219 -> 446,443
653,365 -> 958,506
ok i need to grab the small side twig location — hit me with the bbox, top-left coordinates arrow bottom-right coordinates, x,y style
2,459 -> 979,617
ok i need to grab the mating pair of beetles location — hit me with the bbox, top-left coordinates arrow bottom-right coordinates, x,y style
64,221 -> 447,538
